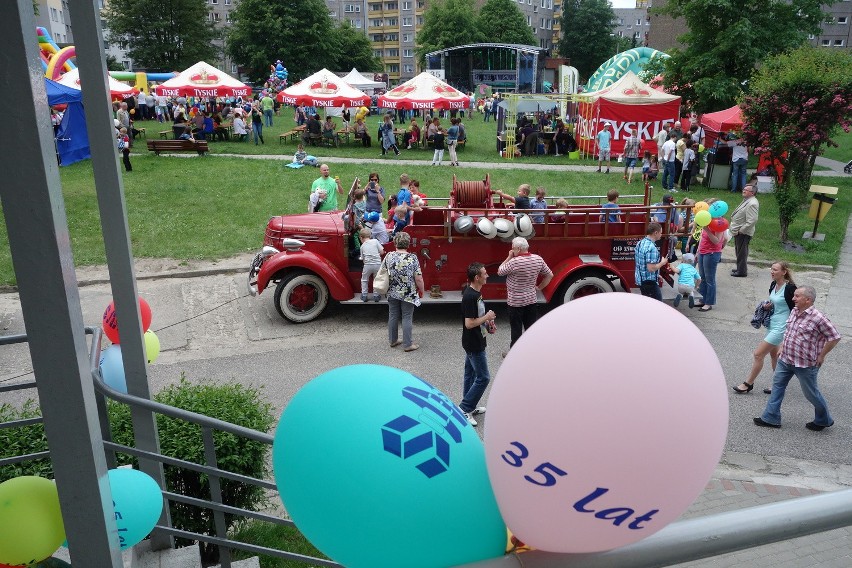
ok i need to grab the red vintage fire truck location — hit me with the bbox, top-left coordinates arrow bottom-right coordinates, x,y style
247,175 -> 681,323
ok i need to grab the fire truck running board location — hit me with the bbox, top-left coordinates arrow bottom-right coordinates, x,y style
340,291 -> 546,305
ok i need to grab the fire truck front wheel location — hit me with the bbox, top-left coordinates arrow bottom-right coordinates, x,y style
556,272 -> 615,304
274,271 -> 330,323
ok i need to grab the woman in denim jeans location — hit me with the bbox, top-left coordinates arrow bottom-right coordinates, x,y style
385,232 -> 425,351
694,198 -> 727,312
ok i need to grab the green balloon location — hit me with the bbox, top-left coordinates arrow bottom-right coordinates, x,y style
144,330 -> 161,364
0,477 -> 65,566
694,210 -> 712,227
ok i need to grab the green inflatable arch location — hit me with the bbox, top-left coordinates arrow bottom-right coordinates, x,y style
585,47 -> 669,92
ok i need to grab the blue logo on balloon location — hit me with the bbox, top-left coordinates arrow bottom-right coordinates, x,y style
381,385 -> 468,478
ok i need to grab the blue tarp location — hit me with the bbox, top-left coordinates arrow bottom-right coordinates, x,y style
45,78 -> 91,166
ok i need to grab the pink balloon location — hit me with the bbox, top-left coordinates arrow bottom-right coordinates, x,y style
484,294 -> 728,553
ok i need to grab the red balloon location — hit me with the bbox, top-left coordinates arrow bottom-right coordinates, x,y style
102,297 -> 153,344
708,217 -> 729,232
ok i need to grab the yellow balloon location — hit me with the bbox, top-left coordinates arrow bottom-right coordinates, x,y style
693,201 -> 709,214
144,330 -> 160,364
694,210 -> 712,227
0,477 -> 65,566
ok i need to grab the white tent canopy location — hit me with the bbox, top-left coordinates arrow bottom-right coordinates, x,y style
339,68 -> 385,92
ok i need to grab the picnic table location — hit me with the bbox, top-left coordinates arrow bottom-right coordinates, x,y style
279,125 -> 306,144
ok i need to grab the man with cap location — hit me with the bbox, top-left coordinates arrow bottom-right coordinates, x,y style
596,122 -> 612,173
729,182 -> 759,277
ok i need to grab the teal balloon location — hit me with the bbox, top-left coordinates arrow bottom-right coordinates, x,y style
709,201 -> 729,218
99,345 -> 126,393
273,365 -> 506,568
108,468 -> 163,549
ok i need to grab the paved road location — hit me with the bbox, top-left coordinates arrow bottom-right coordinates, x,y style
2,250 -> 850,486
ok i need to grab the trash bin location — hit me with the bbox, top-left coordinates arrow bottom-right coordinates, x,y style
803,185 -> 838,241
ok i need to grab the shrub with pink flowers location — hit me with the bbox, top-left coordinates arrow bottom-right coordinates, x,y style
741,46 -> 852,241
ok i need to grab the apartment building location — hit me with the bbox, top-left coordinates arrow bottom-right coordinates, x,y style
34,0 -> 73,44
811,0 -> 852,48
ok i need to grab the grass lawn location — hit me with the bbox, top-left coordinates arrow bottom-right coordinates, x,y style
1,111 -> 849,286
230,521 -> 329,568
821,127 -> 851,164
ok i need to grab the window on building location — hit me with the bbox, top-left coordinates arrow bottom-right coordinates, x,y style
822,39 -> 830,45
386,2 -> 398,9
403,33 -> 412,42
59,10 -> 64,22
386,33 -> 398,40
212,11 -> 220,20
387,48 -> 399,56
387,17 -> 397,25
402,1 -> 411,9
540,17 -> 544,28
402,16 -> 412,26
345,4 -> 361,12
226,11 -> 232,22
353,18 -> 363,27
224,0 -> 230,4
371,18 -> 383,26
370,3 -> 381,10
838,16 -> 848,24
403,48 -> 413,57
416,15 -> 422,24
374,50 -> 383,57
527,15 -> 532,25
122,60 -> 130,69
835,39 -> 845,46
403,64 -> 413,73
210,0 -> 217,4
548,18 -> 552,29
417,0 -> 425,8
389,64 -> 399,73
231,64 -> 238,73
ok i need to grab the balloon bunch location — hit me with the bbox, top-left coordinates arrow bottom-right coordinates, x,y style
265,60 -> 288,93
271,294 -> 728,566
0,470 -> 162,565
100,297 -> 160,393
693,200 -> 729,232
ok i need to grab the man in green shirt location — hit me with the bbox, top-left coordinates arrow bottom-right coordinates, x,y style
311,164 -> 343,212
260,93 -> 274,127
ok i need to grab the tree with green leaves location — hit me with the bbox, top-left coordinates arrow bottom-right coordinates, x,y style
103,0 -> 218,71
556,0 -> 617,80
652,0 -> 829,114
477,0 -> 536,46
416,0 -> 483,67
740,46 -> 852,241
331,21 -> 383,73
227,0 -> 339,82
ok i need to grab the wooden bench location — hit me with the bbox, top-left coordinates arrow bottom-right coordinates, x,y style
146,139 -> 209,156
279,129 -> 303,144
158,130 -> 172,139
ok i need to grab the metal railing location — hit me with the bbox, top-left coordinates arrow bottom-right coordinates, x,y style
4,328 -> 852,568
0,327 -> 340,568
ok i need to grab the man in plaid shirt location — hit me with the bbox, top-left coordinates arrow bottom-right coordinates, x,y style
634,222 -> 668,301
755,286 -> 841,431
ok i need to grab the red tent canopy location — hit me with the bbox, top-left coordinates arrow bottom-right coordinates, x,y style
277,68 -> 369,108
378,72 -> 470,110
576,71 -> 681,156
154,61 -> 251,98
700,106 -> 742,133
